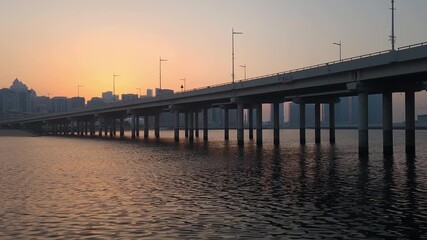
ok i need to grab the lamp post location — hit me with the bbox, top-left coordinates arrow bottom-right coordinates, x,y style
333,41 -> 342,61
180,78 -> 186,91
390,0 -> 396,51
77,85 -> 83,97
159,57 -> 167,90
136,88 -> 141,98
232,28 -> 243,83
239,64 -> 246,81
113,73 -> 119,101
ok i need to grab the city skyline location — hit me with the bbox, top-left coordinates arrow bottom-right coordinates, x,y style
1,0 -> 427,121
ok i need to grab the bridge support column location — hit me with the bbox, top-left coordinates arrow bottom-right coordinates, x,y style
174,111 -> 180,142
273,102 -> 280,145
113,119 -> 117,136
300,103 -> 306,145
184,112 -> 189,138
136,116 -> 140,137
104,119 -> 108,136
405,91 -> 416,156
224,108 -> 229,140
131,115 -> 136,139
329,103 -> 335,144
248,107 -> 253,140
358,92 -> 369,157
203,108 -> 208,141
237,103 -> 244,146
189,112 -> 194,142
144,114 -> 149,139
195,112 -> 199,138
383,92 -> 393,156
120,118 -> 124,138
110,119 -> 114,137
256,104 -> 263,146
155,113 -> 160,139
98,118 -> 103,137
83,121 -> 87,136
71,121 -> 75,136
315,103 -> 321,144
91,119 -> 95,136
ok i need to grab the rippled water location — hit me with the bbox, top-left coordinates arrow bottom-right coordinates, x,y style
1,129 -> 426,239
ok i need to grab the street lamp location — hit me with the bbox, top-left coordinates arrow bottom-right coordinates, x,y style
390,0 -> 396,51
239,64 -> 246,81
333,41 -> 342,61
232,28 -> 243,83
113,73 -> 119,101
159,57 -> 167,90
136,88 -> 141,98
180,78 -> 186,91
77,84 -> 84,98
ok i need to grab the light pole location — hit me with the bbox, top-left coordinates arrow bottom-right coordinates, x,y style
180,78 -> 186,91
333,41 -> 342,61
113,73 -> 119,101
159,57 -> 167,90
390,0 -> 396,51
77,84 -> 83,97
136,88 -> 141,98
239,64 -> 246,81
232,28 -> 243,83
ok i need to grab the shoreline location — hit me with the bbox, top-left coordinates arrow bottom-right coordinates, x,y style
0,129 -> 39,137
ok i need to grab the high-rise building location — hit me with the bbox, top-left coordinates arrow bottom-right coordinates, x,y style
51,97 -> 68,113
121,94 -> 138,102
68,97 -> 85,110
87,97 -> 105,108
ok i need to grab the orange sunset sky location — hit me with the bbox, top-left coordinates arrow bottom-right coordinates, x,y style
1,0 -> 427,120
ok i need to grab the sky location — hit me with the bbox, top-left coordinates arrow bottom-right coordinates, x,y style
1,0 -> 427,121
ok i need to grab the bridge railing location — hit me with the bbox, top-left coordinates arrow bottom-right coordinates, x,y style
398,41 -> 427,50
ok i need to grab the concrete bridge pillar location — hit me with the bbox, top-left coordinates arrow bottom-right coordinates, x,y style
98,118 -> 103,137
174,111 -> 180,142
237,103 -> 244,146
248,107 -> 254,140
71,121 -> 75,136
131,115 -> 136,139
110,119 -> 114,137
189,112 -> 194,142
136,116 -> 140,137
300,103 -> 306,145
144,114 -> 149,139
256,104 -> 263,146
273,102 -> 280,145
120,117 -> 125,138
184,112 -> 189,138
104,119 -> 108,136
84,121 -> 88,136
113,119 -> 117,136
315,103 -> 321,144
90,119 -> 95,136
358,92 -> 369,157
224,108 -> 229,140
155,113 -> 160,139
405,91 -> 416,156
329,103 -> 336,144
383,92 -> 393,156
203,108 -> 208,141
195,112 -> 199,138
80,121 -> 84,136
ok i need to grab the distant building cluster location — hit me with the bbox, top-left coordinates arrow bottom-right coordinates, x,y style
0,78 -> 173,120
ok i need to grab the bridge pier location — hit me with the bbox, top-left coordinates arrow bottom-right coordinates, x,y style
110,119 -> 114,137
71,121 -> 75,136
195,112 -> 199,138
90,119 -> 95,136
203,108 -> 208,141
155,113 -> 160,139
256,104 -> 263,146
113,119 -> 117,136
237,103 -> 244,146
131,115 -> 136,139
184,112 -> 189,138
315,103 -> 321,144
248,107 -> 254,140
84,121 -> 88,136
273,102 -> 280,145
104,119 -> 108,136
98,118 -> 103,137
174,111 -> 180,142
189,112 -> 194,142
383,92 -> 393,156
329,103 -> 335,144
136,116 -> 140,137
359,92 -> 369,157
300,103 -> 306,145
405,91 -> 416,156
224,108 -> 229,140
144,114 -> 149,139
120,117 -> 125,138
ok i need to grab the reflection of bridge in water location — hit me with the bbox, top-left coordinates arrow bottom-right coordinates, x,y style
1,43 -> 427,157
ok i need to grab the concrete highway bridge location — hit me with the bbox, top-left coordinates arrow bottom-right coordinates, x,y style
2,42 -> 427,157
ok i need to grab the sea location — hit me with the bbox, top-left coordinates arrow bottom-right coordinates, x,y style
1,129 -> 426,239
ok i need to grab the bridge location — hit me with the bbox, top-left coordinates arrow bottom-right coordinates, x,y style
1,42 -> 427,157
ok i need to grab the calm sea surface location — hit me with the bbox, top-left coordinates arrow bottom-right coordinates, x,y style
1,129 -> 426,239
